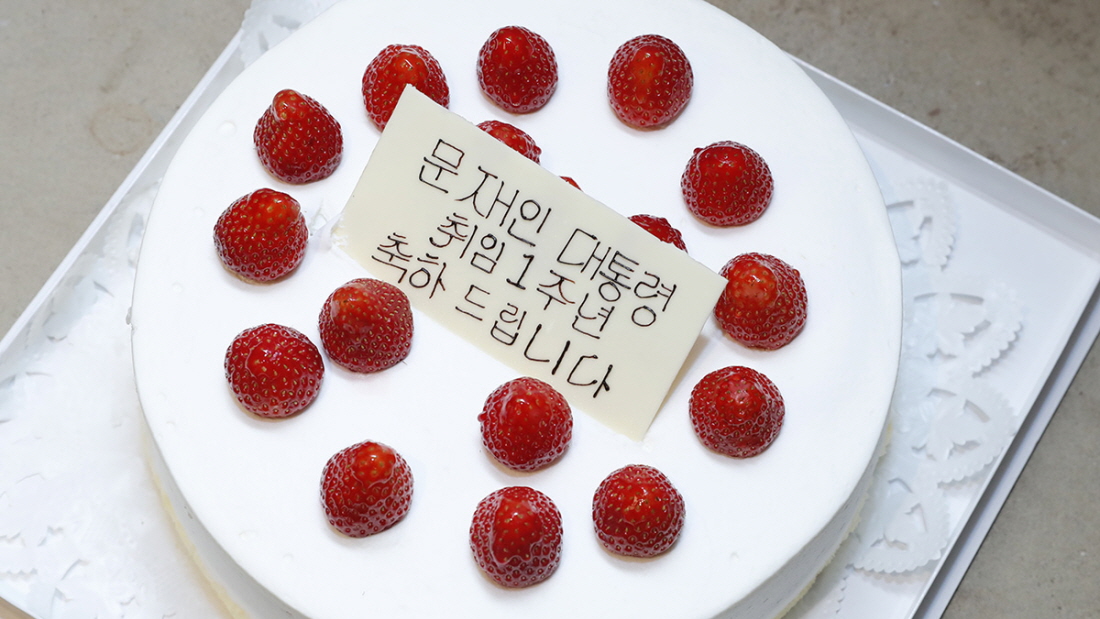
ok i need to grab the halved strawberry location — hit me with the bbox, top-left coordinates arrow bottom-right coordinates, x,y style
477,25 -> 558,113
477,120 -> 541,162
318,278 -> 413,373
213,188 -> 308,282
321,440 -> 413,537
224,323 -> 324,418
629,214 -> 687,251
607,34 -> 693,129
479,377 -> 572,472
689,365 -> 784,458
714,252 -> 807,350
362,44 -> 449,129
682,141 -> 774,226
592,464 -> 685,557
253,89 -> 342,184
469,486 -> 562,588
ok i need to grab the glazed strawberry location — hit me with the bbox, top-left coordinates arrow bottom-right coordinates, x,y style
318,278 -> 413,373
362,44 -> 449,129
321,441 -> 413,537
629,214 -> 687,251
607,34 -> 693,128
479,377 -> 572,472
682,141 -> 774,226
254,89 -> 342,184
213,188 -> 308,282
714,253 -> 807,350
689,365 -> 784,458
224,323 -> 324,418
478,120 -> 541,162
469,486 -> 562,588
592,464 -> 685,557
477,25 -> 558,113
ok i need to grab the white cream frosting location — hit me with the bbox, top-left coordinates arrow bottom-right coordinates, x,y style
130,0 -> 902,617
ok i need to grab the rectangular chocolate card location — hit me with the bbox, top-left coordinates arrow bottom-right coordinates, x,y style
336,88 -> 725,439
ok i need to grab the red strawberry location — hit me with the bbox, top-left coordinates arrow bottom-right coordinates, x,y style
224,323 -> 324,418
607,34 -> 693,129
213,188 -> 308,282
477,25 -> 558,113
469,486 -> 562,588
560,176 -> 581,190
629,214 -> 687,251
362,44 -> 450,129
318,278 -> 413,373
714,253 -> 807,350
253,89 -> 343,184
321,440 -> 413,537
689,365 -> 784,458
477,120 -> 541,162
682,141 -> 774,226
592,464 -> 685,557
479,377 -> 572,472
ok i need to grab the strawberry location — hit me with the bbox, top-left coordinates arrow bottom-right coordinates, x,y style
253,89 -> 343,184
224,323 -> 324,418
477,120 -> 541,162
607,34 -> 693,129
479,377 -> 572,472
560,176 -> 581,190
362,44 -> 450,129
592,464 -> 685,557
469,486 -> 562,588
318,278 -> 414,373
477,25 -> 558,113
714,253 -> 807,350
682,141 -> 774,226
689,365 -> 784,458
321,440 -> 413,537
213,188 -> 308,282
629,214 -> 687,251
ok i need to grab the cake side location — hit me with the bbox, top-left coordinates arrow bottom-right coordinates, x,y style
140,419 -> 304,619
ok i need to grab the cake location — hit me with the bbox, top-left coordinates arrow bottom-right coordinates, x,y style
129,0 -> 902,617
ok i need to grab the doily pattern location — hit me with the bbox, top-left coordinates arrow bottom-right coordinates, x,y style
239,0 -> 340,66
790,179 -> 1025,618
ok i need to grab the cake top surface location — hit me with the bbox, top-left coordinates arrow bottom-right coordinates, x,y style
130,0 -> 901,616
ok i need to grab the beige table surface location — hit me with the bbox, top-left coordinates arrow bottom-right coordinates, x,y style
1,0 -> 1097,617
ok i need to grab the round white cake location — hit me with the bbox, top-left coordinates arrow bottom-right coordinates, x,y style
130,0 -> 902,617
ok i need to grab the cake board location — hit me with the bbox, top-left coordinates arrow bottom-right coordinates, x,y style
1,1 -> 1099,617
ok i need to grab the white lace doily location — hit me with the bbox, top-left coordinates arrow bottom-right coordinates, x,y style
791,178 -> 1024,618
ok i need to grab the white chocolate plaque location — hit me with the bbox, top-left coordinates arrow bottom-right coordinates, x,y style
336,88 -> 725,439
